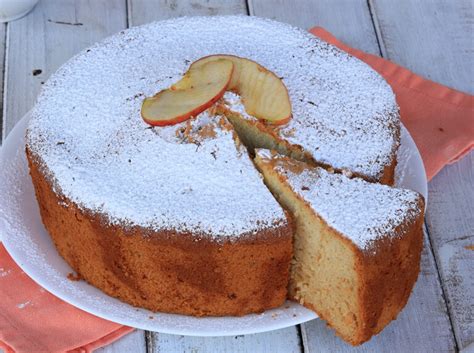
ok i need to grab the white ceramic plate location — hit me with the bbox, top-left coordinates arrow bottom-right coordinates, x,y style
0,112 -> 427,336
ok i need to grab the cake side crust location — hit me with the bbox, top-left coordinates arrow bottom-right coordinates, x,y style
254,150 -> 424,345
27,146 -> 293,316
354,199 -> 424,342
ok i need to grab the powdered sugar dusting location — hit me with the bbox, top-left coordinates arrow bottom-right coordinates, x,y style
257,150 -> 422,250
28,108 -> 285,238
211,17 -> 400,180
27,15 -> 397,237
225,89 -> 398,180
223,92 -> 257,121
280,47 -> 399,180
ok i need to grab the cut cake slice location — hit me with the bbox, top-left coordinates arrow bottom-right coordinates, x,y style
254,149 -> 424,345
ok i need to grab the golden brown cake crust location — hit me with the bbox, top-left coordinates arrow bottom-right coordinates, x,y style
27,147 -> 293,316
353,200 -> 424,344
287,201 -> 424,345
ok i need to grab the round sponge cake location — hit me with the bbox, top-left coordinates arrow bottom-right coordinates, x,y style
26,16 -> 401,316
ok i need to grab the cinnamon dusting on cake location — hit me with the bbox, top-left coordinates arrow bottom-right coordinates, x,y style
182,120 -> 196,144
258,150 -> 306,175
217,115 -> 233,132
280,159 -> 307,175
174,112 -> 230,143
282,127 -> 297,138
198,124 -> 217,140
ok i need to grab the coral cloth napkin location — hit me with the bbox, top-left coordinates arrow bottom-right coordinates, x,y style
0,247 -> 133,353
1,27 -> 473,353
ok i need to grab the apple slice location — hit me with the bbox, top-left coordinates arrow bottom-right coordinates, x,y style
189,55 -> 291,125
141,59 -> 233,126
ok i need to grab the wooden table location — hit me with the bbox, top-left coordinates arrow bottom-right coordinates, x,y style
1,1 -> 472,352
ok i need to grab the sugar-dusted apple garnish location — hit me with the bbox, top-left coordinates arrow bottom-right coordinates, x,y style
141,59 -> 233,126
189,55 -> 292,125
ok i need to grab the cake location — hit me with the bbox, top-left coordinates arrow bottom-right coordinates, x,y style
24,15 -> 421,344
254,150 -> 424,345
27,111 -> 293,316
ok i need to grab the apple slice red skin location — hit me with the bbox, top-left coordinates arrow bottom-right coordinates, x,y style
190,54 -> 292,126
141,83 -> 229,127
141,60 -> 233,127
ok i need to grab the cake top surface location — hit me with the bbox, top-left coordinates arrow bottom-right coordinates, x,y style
256,150 -> 422,250
27,15 -> 398,237
28,110 -> 287,239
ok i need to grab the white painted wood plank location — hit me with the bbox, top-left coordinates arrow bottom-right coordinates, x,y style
3,0 -> 128,137
371,0 -> 474,348
426,151 -> 474,350
95,330 -> 147,353
128,0 -> 247,27
152,326 -> 302,353
2,1 -> 148,352
370,0 -> 474,94
301,230 -> 456,352
249,0 -> 381,55
0,23 -> 6,145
